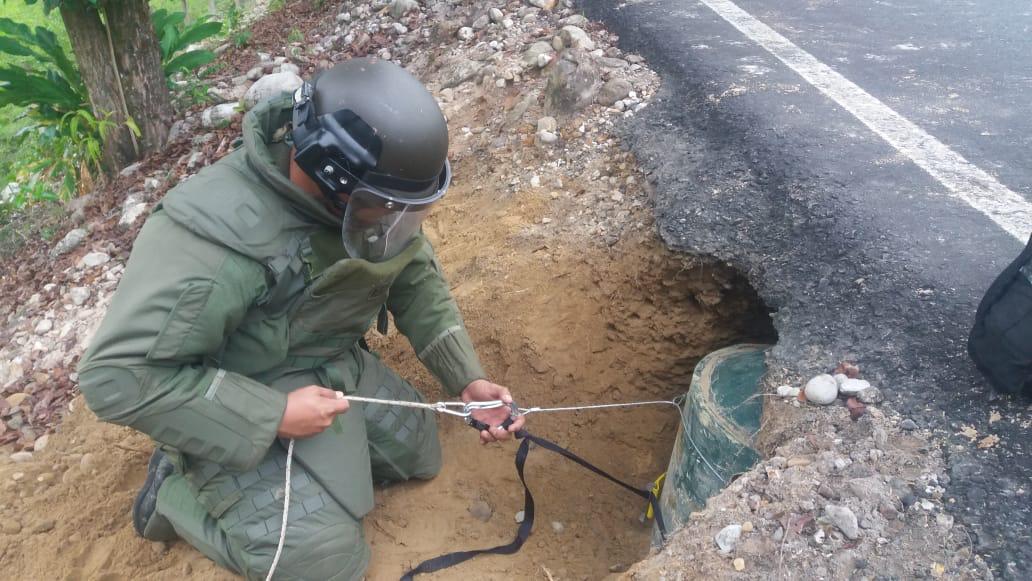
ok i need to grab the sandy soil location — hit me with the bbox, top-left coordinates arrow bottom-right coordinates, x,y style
0,166 -> 770,580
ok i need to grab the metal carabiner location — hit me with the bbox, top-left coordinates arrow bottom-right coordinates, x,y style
464,401 -> 521,431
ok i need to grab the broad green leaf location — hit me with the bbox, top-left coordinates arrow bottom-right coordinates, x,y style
163,50 -> 216,74
177,21 -> 223,49
0,37 -> 34,58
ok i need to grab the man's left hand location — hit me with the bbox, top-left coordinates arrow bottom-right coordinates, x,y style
461,379 -> 526,444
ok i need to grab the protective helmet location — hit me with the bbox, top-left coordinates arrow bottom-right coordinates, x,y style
291,58 -> 451,262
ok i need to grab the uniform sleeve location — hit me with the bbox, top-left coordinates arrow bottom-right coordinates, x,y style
77,211 -> 287,472
387,236 -> 486,395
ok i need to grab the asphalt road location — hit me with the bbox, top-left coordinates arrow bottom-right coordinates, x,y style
582,0 -> 1032,576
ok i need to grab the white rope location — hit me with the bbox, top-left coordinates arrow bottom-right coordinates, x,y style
519,400 -> 681,415
264,394 -> 731,579
522,398 -> 728,484
265,438 -> 293,581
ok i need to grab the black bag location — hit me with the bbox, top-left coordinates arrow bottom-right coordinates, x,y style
969,234 -> 1032,396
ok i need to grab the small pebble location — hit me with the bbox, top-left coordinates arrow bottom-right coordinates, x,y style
514,510 -> 525,524
741,521 -> 753,533
776,385 -> 800,398
0,519 -> 21,534
10,451 -> 32,463
31,519 -> 55,534
715,524 -> 742,553
468,500 -> 493,522
551,521 -> 564,534
839,378 -> 872,395
733,558 -> 745,572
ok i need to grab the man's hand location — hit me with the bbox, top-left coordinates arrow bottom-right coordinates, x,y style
277,385 -> 350,439
461,379 -> 526,444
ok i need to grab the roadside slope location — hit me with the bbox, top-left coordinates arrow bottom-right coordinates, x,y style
583,0 -> 1032,575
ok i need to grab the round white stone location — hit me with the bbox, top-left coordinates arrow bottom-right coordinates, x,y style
804,374 -> 839,405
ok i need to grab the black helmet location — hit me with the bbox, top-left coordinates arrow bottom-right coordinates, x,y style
291,58 -> 451,261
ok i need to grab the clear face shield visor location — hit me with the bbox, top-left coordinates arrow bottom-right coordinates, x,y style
341,160 -> 451,262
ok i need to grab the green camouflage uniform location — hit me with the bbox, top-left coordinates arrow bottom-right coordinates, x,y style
77,94 -> 486,580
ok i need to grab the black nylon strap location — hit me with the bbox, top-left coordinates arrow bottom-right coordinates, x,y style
399,430 -> 667,580
400,436 -> 534,580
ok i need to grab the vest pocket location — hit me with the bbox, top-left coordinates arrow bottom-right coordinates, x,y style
148,282 -> 216,361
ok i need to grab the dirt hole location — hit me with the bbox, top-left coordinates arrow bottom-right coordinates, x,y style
363,183 -> 777,579
0,173 -> 775,581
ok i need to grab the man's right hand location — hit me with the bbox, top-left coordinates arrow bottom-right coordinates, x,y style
277,385 -> 350,438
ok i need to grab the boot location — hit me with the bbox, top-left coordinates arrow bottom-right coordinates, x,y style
132,448 -> 178,541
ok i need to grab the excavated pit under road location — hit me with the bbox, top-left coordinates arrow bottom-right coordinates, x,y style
0,168 -> 777,579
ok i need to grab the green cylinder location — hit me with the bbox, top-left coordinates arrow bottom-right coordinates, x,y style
653,344 -> 769,543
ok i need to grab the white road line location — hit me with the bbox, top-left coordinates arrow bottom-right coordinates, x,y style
698,0 -> 1032,242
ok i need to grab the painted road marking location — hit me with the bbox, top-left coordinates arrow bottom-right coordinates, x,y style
697,0 -> 1032,242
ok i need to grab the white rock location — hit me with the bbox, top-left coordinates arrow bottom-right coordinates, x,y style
187,151 -> 205,170
536,130 -> 558,144
560,25 -> 595,51
824,504 -> 860,539
537,116 -> 558,133
858,386 -> 883,404
489,7 -> 504,23
389,0 -> 419,19
457,27 -> 474,41
118,195 -> 148,228
243,71 -> 303,109
68,286 -> 91,306
804,374 -> 839,405
33,434 -> 49,451
562,14 -> 589,27
833,373 -> 848,385
714,524 -> 742,553
839,378 -> 872,395
522,41 -> 553,68
551,521 -> 564,533
38,350 -> 65,370
119,162 -> 143,177
529,0 -> 557,10
51,228 -> 88,257
34,319 -> 54,335
530,175 -> 541,188
776,385 -> 800,398
10,451 -> 32,463
280,63 -> 300,76
246,66 -> 264,81
201,103 -> 242,129
257,51 -> 272,62
514,510 -> 525,523
0,362 -> 24,389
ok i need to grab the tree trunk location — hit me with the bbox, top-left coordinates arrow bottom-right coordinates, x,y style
102,0 -> 174,155
182,0 -> 192,24
210,0 -> 218,16
59,0 -> 135,174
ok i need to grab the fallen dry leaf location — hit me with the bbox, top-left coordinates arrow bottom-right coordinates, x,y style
977,434 -> 1000,449
957,425 -> 978,442
989,410 -> 1002,424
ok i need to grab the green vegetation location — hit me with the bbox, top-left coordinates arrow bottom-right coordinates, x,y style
287,27 -> 303,43
152,8 -> 223,75
0,0 -> 242,234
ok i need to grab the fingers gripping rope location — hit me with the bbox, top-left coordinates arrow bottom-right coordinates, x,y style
264,394 -> 723,580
